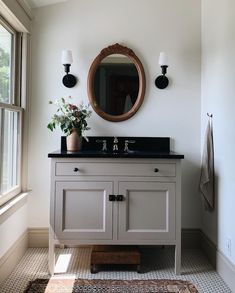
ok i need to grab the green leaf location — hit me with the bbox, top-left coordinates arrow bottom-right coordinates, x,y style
47,123 -> 54,131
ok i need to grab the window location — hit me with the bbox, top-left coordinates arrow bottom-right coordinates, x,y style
0,17 -> 23,205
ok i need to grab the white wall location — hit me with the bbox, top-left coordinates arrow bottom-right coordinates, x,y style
202,0 -> 235,265
28,0 -> 202,228
0,205 -> 28,259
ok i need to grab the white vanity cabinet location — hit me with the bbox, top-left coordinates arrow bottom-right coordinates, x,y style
49,158 -> 182,275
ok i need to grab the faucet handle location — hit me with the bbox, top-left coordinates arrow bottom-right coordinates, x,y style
124,140 -> 136,152
96,139 -> 107,151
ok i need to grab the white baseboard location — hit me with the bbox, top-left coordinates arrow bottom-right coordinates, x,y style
182,228 -> 201,249
28,227 -> 49,248
200,231 -> 235,292
27,227 -> 202,249
0,230 -> 28,284
217,250 -> 235,293
200,231 -> 217,268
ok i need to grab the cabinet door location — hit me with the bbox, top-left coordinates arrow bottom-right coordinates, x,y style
55,181 -> 113,240
118,181 -> 175,240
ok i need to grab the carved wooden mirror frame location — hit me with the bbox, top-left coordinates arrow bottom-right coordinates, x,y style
87,43 -> 146,122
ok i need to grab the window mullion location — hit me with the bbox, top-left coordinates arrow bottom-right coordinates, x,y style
14,33 -> 22,106
13,112 -> 18,186
0,103 -> 23,112
11,29 -> 15,105
7,112 -> 13,189
0,109 -> 5,195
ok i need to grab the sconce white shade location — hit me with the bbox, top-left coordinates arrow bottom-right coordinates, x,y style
158,52 -> 168,66
61,50 -> 73,65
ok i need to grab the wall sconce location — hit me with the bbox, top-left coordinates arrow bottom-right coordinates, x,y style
155,52 -> 169,89
61,50 -> 77,88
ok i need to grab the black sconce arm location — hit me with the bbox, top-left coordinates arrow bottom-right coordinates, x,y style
63,64 -> 71,74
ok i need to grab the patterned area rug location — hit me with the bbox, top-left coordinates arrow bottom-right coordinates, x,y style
24,278 -> 199,293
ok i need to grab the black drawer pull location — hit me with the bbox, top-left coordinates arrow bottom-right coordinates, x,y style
116,194 -> 124,202
73,167 -> 79,172
109,194 -> 116,202
154,168 -> 159,173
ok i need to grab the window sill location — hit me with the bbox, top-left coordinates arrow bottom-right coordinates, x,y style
0,191 -> 30,224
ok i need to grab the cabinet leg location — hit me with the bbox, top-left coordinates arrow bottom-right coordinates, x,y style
175,244 -> 181,275
49,226 -> 55,275
137,264 -> 142,273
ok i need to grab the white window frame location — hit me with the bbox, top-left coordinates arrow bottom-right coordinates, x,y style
0,17 -> 24,206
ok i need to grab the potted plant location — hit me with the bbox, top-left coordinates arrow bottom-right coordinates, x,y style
47,97 -> 92,151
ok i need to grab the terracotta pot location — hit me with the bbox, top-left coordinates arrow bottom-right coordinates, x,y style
66,129 -> 82,152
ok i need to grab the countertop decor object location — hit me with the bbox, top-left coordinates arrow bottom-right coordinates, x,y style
66,129 -> 83,152
47,97 -> 92,151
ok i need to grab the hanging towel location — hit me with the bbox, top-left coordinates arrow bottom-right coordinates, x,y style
199,119 -> 214,210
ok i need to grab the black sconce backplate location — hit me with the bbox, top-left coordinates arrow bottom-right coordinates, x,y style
62,74 -> 77,88
155,75 -> 169,89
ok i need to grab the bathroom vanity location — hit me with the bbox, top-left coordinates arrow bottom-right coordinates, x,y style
48,137 -> 184,275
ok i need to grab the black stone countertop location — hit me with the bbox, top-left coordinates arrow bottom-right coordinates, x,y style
48,137 -> 184,159
48,149 -> 184,159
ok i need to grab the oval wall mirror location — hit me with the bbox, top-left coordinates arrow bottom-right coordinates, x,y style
87,43 -> 146,122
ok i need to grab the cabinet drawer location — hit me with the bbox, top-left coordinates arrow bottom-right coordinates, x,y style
55,162 -> 176,177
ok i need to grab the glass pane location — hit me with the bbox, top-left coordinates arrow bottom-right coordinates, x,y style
2,110 -> 19,193
0,24 -> 13,104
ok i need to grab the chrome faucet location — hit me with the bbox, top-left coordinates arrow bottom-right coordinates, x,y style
113,137 -> 118,151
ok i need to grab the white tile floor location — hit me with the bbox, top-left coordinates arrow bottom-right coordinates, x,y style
0,247 -> 232,293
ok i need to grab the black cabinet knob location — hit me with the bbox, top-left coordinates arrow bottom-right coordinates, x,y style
154,168 -> 159,173
109,194 -> 116,202
116,194 -> 124,201
73,167 -> 79,172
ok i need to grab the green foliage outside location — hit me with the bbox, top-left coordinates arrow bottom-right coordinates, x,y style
0,47 -> 10,103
